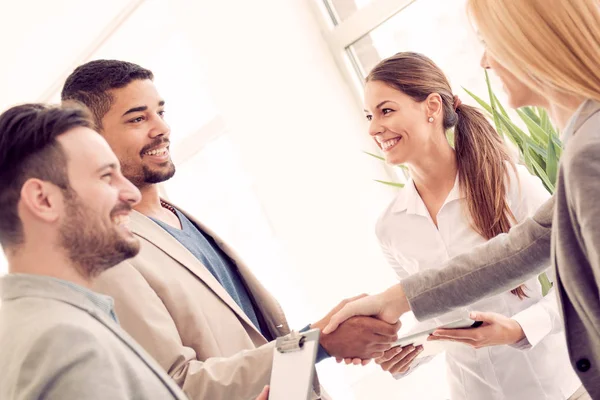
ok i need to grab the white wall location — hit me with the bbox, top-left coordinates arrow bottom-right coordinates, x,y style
172,1 -> 433,398
0,1 -> 443,397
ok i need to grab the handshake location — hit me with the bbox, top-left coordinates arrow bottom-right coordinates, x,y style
310,288 -> 420,375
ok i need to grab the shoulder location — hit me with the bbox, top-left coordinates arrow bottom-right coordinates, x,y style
21,316 -> 116,368
563,110 -> 600,173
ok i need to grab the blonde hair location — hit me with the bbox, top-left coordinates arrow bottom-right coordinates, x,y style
467,0 -> 600,103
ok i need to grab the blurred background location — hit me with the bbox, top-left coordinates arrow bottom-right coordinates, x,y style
0,0 -> 507,398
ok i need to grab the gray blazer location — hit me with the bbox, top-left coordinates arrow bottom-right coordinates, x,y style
401,100 -> 600,397
0,274 -> 188,400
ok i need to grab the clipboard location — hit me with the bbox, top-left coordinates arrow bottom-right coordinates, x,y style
268,329 -> 319,400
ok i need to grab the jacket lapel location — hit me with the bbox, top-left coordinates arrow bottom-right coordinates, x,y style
180,209 -> 290,338
128,208 -> 264,339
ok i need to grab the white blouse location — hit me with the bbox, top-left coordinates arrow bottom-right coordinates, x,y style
376,164 -> 581,400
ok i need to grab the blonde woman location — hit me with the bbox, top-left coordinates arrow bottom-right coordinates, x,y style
363,52 -> 581,400
324,1 -> 600,398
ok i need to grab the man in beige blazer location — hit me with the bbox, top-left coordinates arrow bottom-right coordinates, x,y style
62,60 -> 401,400
0,103 -> 188,400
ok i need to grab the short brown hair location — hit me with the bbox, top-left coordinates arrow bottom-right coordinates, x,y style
0,103 -> 93,246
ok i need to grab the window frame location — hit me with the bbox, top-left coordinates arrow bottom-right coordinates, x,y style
309,0 -> 416,100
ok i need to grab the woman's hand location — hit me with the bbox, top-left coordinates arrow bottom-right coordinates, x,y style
428,311 -> 525,349
323,284 -> 408,334
375,344 -> 423,375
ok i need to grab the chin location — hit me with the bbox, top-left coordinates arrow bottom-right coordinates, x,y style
384,154 -> 406,166
143,164 -> 176,184
507,95 -> 526,109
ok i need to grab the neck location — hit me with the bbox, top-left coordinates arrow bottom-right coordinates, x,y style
546,94 -> 587,131
408,140 -> 457,198
134,183 -> 164,216
132,182 -> 178,225
7,243 -> 92,288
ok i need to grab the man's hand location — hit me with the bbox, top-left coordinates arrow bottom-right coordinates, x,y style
428,311 -> 525,349
256,385 -> 269,400
375,344 -> 423,375
311,295 -> 401,359
323,284 -> 410,334
315,316 -> 400,359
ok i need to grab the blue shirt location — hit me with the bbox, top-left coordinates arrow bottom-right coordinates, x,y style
153,209 -> 329,362
152,210 -> 268,338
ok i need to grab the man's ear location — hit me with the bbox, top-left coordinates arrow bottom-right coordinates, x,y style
424,93 -> 444,120
19,179 -> 62,223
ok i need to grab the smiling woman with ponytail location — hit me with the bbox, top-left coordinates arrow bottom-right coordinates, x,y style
361,52 -> 580,399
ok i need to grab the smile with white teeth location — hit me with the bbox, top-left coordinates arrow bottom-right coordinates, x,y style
381,137 -> 401,151
143,147 -> 168,157
112,215 -> 130,226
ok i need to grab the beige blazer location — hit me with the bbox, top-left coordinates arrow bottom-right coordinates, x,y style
93,207 -> 323,400
0,274 -> 187,400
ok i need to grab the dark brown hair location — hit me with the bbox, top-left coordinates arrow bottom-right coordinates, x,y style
0,103 -> 93,246
368,52 -> 526,298
61,59 -> 153,129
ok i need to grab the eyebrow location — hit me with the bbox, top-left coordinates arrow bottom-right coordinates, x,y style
121,100 -> 166,117
363,100 -> 393,113
96,163 -> 118,173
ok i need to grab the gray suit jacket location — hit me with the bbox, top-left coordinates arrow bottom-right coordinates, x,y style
402,100 -> 600,398
0,274 -> 188,400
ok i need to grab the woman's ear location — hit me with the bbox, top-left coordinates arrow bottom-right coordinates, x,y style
425,93 -> 443,120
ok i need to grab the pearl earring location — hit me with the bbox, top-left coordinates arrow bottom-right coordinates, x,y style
428,117 -> 434,123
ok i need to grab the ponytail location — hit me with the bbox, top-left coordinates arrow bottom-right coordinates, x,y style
454,103 -> 527,299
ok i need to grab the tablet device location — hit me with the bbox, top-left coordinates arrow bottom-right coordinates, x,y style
393,319 -> 483,358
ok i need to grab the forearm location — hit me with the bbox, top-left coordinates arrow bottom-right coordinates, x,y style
176,342 -> 275,400
403,197 -> 554,320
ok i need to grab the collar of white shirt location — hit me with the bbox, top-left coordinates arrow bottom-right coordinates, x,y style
391,174 -> 463,216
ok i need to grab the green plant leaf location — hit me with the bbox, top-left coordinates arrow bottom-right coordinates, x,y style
463,87 -> 493,114
538,272 -> 553,296
496,113 -> 548,157
522,107 -> 541,125
546,134 -> 558,185
492,92 -> 510,119
529,155 -> 555,192
374,179 -> 404,188
364,151 -> 385,161
516,109 -> 549,145
485,70 -> 502,133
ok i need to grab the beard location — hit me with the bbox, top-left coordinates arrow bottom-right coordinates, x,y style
120,155 -> 176,187
58,190 -> 140,279
141,161 -> 176,184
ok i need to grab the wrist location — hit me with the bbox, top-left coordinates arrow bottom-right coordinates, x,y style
379,284 -> 408,322
509,319 -> 526,344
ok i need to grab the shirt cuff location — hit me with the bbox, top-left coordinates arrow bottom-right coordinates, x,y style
510,335 -> 532,350
511,305 -> 552,350
301,324 -> 330,363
